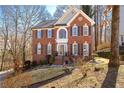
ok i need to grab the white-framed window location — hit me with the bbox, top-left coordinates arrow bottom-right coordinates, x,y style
37,42 -> 41,54
59,29 -> 66,39
37,30 -> 42,39
47,29 -> 52,38
72,25 -> 78,36
83,42 -> 89,56
83,25 -> 89,36
72,42 -> 78,56
47,43 -> 52,55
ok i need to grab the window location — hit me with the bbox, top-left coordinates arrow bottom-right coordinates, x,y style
59,29 -> 66,39
37,43 -> 41,54
47,43 -> 52,55
47,29 -> 52,38
83,25 -> 89,36
83,43 -> 89,56
72,42 -> 78,55
121,36 -> 123,41
72,25 -> 78,36
37,30 -> 42,39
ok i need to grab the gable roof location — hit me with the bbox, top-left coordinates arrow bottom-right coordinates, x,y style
55,7 -> 95,26
32,7 -> 95,29
32,20 -> 57,29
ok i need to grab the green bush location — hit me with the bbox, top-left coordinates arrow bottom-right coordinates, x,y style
97,51 -> 111,59
40,58 -> 47,65
49,55 -> 55,65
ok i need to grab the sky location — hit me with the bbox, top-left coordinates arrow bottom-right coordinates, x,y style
46,5 -> 57,16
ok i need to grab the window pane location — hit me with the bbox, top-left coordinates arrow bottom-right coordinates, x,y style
59,29 -> 66,38
48,29 -> 52,38
73,44 -> 78,55
83,26 -> 89,36
37,43 -> 41,54
47,44 -> 51,55
37,31 -> 41,39
72,26 -> 78,36
83,43 -> 89,56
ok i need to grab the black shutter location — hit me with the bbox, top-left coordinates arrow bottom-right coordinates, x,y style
81,43 -> 83,56
52,29 -> 54,37
89,26 -> 91,35
46,44 -> 47,55
78,26 -> 80,36
89,44 -> 91,56
70,44 -> 72,55
52,44 -> 53,54
81,26 -> 83,36
78,44 -> 80,55
70,26 -> 72,36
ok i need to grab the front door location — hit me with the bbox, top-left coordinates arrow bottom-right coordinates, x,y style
58,44 -> 67,56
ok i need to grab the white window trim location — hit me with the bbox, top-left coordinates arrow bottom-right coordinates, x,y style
47,43 -> 52,55
83,24 -> 89,36
37,42 -> 41,54
72,42 -> 78,56
47,29 -> 52,38
83,42 -> 89,57
72,24 -> 78,36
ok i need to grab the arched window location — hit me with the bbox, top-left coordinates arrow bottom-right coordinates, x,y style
47,43 -> 52,55
72,42 -> 78,56
83,42 -> 89,56
72,25 -> 78,36
37,42 -> 41,54
59,29 -> 66,39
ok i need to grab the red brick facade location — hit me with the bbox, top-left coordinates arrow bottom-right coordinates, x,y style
32,11 -> 94,64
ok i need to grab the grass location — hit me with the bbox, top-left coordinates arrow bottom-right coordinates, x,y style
97,43 -> 110,50
0,66 -> 66,88
42,58 -> 124,88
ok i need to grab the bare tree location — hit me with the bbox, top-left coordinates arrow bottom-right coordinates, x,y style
108,5 -> 120,67
0,6 -> 10,71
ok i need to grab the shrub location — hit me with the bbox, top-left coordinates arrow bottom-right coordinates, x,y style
40,58 -> 47,65
31,60 -> 37,67
97,51 -> 111,59
23,60 -> 31,70
49,55 -> 55,65
1,73 -> 32,88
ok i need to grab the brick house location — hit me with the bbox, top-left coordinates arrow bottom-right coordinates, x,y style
32,7 -> 95,64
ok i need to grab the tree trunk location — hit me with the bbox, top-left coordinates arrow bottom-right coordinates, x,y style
94,6 -> 99,51
108,6 -> 120,67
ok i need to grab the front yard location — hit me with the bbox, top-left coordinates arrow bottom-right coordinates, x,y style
1,57 -> 124,88
41,57 -> 124,88
0,65 -> 73,88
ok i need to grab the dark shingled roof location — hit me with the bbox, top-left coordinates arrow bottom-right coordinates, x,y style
32,20 -> 57,29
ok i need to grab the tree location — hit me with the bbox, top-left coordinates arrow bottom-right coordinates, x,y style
81,5 -> 95,18
0,6 -> 12,71
108,6 -> 120,67
0,5 -> 52,73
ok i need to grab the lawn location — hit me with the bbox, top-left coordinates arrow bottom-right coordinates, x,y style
0,66 -> 71,88
41,58 -> 124,88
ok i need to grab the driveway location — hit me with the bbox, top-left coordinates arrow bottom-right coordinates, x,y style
0,69 -> 14,81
